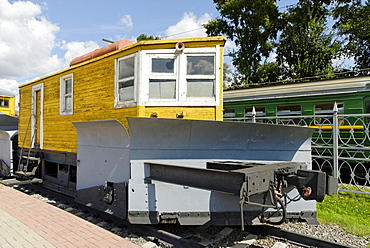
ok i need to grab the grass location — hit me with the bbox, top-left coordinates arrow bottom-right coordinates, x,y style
317,189 -> 370,238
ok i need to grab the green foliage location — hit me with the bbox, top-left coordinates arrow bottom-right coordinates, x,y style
333,0 -> 370,70
254,62 -> 282,83
205,0 -> 344,85
206,0 -> 370,85
137,34 -> 160,41
204,0 -> 280,84
223,63 -> 233,89
276,1 -> 340,79
317,191 -> 370,237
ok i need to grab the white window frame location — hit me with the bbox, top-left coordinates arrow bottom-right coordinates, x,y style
185,54 -> 216,99
114,54 -> 137,108
0,98 -> 9,108
140,47 -> 220,107
60,73 -> 73,115
245,106 -> 266,117
148,54 -> 178,101
223,108 -> 236,118
276,104 -> 302,116
315,102 -> 344,115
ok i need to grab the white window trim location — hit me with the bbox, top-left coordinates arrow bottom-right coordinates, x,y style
114,53 -> 138,108
276,105 -> 302,116
140,47 -> 220,107
314,102 -> 344,115
148,53 -> 178,101
60,73 -> 73,115
185,53 -> 217,100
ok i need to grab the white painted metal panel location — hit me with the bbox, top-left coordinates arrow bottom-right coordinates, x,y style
128,180 -> 155,210
127,118 -> 316,219
73,120 -> 130,190
129,159 -> 315,215
224,76 -> 370,102
0,131 -> 16,173
128,117 -> 314,162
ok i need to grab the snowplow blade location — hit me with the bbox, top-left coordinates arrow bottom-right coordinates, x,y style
127,117 -> 315,162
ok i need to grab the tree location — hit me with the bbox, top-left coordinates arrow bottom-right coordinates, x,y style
205,0 -> 342,85
137,34 -> 160,41
276,1 -> 340,79
204,0 -> 280,84
223,63 -> 233,89
254,61 -> 282,83
333,0 -> 370,70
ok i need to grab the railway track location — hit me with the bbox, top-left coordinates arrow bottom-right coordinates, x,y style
149,224 -> 355,248
9,183 -> 363,248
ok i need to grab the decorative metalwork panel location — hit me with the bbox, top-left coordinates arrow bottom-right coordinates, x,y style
225,112 -> 370,195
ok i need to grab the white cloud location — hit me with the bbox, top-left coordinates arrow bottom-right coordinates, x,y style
60,41 -> 100,65
0,79 -> 19,96
164,13 -> 211,39
0,0 -> 101,97
0,0 -> 41,19
0,0 -> 68,99
0,0 -> 64,80
0,79 -> 20,110
118,15 -> 133,29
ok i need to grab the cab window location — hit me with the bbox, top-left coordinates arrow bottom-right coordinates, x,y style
223,108 -> 235,118
277,104 -> 301,116
315,102 -> 344,114
245,106 -> 266,117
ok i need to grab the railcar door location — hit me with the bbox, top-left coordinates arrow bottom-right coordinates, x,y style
31,84 -> 44,149
364,97 -> 370,113
363,97 -> 370,124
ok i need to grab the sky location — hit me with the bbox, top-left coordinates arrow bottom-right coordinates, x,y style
0,0 -> 236,99
0,0 -> 354,102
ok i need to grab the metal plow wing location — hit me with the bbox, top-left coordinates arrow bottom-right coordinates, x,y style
72,120 -> 131,190
127,117 -> 315,162
73,120 -> 130,219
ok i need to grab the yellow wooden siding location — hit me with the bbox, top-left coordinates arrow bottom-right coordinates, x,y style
18,87 -> 33,148
18,37 -> 226,153
144,106 -> 218,120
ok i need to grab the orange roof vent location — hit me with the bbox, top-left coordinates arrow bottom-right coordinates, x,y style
69,39 -> 133,67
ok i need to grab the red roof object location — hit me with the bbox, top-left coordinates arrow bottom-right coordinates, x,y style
69,39 -> 133,67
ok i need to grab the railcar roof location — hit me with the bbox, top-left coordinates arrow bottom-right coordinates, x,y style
0,88 -> 15,97
223,76 -> 370,102
19,36 -> 226,88
0,114 -> 18,131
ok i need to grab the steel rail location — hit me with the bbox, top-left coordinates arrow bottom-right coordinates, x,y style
14,184 -> 356,248
245,225 -> 355,248
21,184 -> 202,248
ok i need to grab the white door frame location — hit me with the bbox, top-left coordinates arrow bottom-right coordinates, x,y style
31,83 -> 44,149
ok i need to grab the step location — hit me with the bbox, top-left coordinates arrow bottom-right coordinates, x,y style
14,171 -> 36,177
21,156 -> 41,161
0,178 -> 43,186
